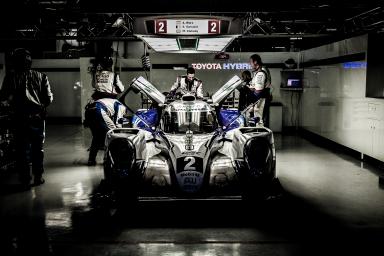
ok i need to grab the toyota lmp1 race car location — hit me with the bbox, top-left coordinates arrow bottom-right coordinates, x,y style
103,75 -> 277,202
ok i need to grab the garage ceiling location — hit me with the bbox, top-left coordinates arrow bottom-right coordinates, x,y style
0,0 -> 383,55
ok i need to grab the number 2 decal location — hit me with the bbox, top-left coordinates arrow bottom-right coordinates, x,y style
184,157 -> 196,171
208,20 -> 220,34
210,22 -> 216,33
158,22 -> 165,32
155,20 -> 167,34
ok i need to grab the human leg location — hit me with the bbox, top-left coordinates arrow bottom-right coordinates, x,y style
30,119 -> 45,185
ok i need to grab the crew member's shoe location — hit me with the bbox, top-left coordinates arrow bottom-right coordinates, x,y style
33,176 -> 45,186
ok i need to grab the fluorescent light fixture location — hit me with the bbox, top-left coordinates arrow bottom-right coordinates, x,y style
197,37 -> 234,51
136,35 -> 237,53
139,37 -> 179,51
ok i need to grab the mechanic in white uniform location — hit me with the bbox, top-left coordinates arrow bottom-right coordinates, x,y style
86,98 -> 127,166
91,56 -> 125,100
248,54 -> 272,125
169,67 -> 204,99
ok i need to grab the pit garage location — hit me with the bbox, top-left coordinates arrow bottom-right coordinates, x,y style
1,1 -> 384,256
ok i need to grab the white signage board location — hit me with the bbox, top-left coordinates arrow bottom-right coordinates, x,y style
155,19 -> 220,35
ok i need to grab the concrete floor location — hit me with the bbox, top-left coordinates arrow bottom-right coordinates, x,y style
1,124 -> 384,256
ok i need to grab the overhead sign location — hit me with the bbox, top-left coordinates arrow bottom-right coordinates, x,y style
155,19 -> 220,35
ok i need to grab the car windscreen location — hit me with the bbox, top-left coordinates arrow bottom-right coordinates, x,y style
162,110 -> 217,134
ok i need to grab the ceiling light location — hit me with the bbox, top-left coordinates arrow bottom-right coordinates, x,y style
136,35 -> 237,53
140,37 -> 179,51
197,37 -> 235,51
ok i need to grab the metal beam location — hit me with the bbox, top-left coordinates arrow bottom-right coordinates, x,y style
0,36 -> 137,41
240,33 -> 333,38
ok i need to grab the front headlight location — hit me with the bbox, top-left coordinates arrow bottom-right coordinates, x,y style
243,137 -> 273,178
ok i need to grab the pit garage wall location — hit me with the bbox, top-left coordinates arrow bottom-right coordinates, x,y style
300,34 -> 384,162
33,59 -> 81,121
0,58 -> 81,121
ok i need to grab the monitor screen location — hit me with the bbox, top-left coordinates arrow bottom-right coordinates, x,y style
287,78 -> 301,87
280,70 -> 303,90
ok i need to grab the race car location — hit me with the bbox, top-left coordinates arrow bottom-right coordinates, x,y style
103,76 -> 276,201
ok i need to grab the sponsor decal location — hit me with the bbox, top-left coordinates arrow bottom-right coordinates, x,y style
191,63 -> 252,70
176,156 -> 205,192
185,130 -> 194,151
181,151 -> 201,156
176,170 -> 204,193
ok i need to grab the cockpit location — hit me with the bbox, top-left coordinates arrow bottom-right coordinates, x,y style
161,101 -> 217,134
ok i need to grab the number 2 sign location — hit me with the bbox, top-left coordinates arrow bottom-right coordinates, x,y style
208,20 -> 220,34
155,20 -> 167,34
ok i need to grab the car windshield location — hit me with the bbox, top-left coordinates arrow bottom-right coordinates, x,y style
162,110 -> 217,133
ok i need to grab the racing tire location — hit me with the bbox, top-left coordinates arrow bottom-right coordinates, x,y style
241,176 -> 275,202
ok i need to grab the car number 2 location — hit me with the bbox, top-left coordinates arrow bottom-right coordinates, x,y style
184,157 -> 196,171
177,157 -> 203,173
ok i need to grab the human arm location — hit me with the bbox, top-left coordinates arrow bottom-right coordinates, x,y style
114,74 -> 125,93
95,102 -> 116,130
196,81 -> 204,99
41,73 -> 53,107
249,71 -> 266,100
169,76 -> 181,96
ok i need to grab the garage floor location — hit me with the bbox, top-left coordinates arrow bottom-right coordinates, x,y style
1,124 -> 384,256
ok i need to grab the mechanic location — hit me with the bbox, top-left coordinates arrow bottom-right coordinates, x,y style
91,56 -> 125,100
169,67 -> 204,99
238,70 -> 255,111
0,48 -> 53,188
86,97 -> 127,166
248,54 -> 273,126
84,56 -> 125,128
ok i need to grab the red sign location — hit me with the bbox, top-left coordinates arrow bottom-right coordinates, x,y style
208,20 -> 220,34
155,20 -> 167,34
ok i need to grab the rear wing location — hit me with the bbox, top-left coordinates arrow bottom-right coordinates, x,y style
211,75 -> 242,105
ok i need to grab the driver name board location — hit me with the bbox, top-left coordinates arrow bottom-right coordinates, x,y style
155,19 -> 220,35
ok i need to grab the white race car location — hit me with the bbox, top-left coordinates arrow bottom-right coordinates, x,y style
103,76 -> 277,202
